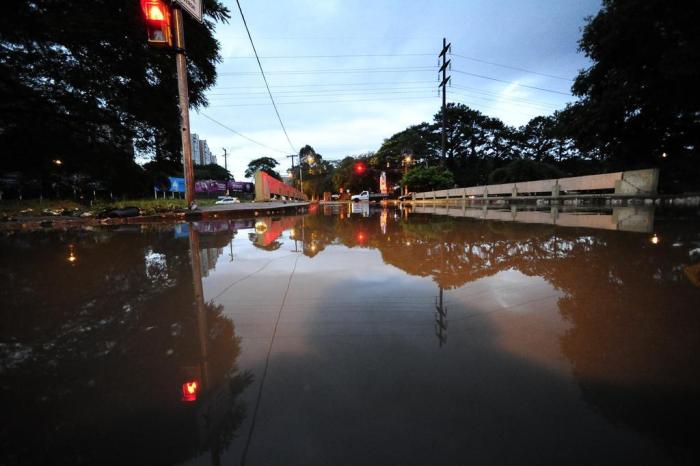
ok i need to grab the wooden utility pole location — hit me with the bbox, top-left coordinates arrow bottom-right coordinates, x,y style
286,154 -> 301,189
439,38 -> 451,165
173,6 -> 196,207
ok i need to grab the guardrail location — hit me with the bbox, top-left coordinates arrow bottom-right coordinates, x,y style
412,168 -> 659,201
254,171 -> 307,201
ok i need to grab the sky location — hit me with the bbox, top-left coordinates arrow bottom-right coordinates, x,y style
189,0 -> 602,181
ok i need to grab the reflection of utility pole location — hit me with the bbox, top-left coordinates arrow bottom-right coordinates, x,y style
435,286 -> 447,347
188,224 -> 210,388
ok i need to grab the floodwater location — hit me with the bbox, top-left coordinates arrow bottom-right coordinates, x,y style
1,204 -> 699,465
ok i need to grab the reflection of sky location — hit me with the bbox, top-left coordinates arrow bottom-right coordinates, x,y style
202,226 -> 566,377
195,219 -> 663,465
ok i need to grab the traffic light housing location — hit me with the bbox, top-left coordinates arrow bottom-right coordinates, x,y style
141,0 -> 172,47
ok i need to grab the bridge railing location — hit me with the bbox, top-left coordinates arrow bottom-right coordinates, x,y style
412,168 -> 659,201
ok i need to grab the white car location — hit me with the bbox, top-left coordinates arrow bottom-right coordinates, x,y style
215,196 -> 240,205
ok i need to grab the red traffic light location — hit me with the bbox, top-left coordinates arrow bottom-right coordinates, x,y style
141,0 -> 172,47
353,162 -> 366,174
181,380 -> 200,402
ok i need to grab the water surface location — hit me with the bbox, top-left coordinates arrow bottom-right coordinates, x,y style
1,206 -> 699,465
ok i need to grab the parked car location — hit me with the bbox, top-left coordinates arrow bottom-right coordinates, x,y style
215,196 -> 240,205
350,191 -> 388,202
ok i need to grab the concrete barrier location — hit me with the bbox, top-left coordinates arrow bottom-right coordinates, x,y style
411,205 -> 654,233
412,168 -> 659,201
254,171 -> 307,201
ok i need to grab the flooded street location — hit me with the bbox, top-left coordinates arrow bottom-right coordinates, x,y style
1,205 -> 699,465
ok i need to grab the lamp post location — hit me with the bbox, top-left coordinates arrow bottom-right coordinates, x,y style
402,152 -> 413,196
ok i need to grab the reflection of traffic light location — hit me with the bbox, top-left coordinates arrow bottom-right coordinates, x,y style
181,380 -> 200,402
354,162 -> 366,174
141,0 -> 172,47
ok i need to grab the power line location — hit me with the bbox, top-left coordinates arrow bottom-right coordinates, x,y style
198,112 -> 289,154
234,0 -> 296,153
209,95 -> 438,107
222,51 -> 574,82
452,69 -> 573,96
450,91 -> 557,113
209,87 -> 435,97
451,83 -> 560,107
213,80 -> 437,90
218,66 -> 437,76
223,53 -> 435,60
450,52 -> 574,81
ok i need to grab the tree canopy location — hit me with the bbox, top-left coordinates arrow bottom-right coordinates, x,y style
402,166 -> 455,193
245,157 -> 281,180
0,0 -> 229,194
565,0 -> 699,190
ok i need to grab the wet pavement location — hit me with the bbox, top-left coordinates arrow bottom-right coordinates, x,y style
1,205 -> 699,465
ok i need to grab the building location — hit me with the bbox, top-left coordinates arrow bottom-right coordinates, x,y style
188,133 -> 215,166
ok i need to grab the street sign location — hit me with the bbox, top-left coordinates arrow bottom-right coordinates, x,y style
175,0 -> 203,23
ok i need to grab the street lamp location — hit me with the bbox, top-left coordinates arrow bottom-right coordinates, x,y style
402,152 -> 413,195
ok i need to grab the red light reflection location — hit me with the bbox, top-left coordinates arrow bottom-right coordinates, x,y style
181,380 -> 199,402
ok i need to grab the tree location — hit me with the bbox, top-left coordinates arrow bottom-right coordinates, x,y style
332,156 -> 379,194
519,116 -> 558,162
195,163 -> 232,181
567,0 -> 700,190
0,0 -> 230,195
245,157 -> 281,180
402,166 -> 454,193
374,124 -> 437,169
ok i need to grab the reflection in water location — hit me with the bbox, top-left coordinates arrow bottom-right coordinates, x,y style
435,286 -> 447,347
0,225 -> 251,465
245,205 -> 700,462
2,207 -> 699,465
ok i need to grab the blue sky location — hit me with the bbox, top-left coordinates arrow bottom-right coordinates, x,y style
190,0 -> 602,180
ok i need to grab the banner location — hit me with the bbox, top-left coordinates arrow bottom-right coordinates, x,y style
155,178 -> 254,194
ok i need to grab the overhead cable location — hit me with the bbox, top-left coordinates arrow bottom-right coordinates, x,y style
450,53 -> 574,81
198,112 -> 289,154
452,69 -> 573,96
234,0 -> 296,153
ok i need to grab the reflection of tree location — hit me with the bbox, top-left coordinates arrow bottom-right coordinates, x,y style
296,208 -> 700,455
0,227 -> 251,465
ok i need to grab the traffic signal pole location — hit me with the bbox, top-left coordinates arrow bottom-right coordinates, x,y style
173,6 -> 196,207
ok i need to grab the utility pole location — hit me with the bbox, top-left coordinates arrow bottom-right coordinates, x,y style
439,38 -> 451,165
222,148 -> 228,171
286,153 -> 303,192
173,6 -> 196,207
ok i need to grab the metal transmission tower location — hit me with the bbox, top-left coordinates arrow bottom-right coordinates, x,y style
438,38 -> 451,164
435,286 -> 447,347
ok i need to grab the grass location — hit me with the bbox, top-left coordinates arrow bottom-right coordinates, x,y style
0,197 -> 220,218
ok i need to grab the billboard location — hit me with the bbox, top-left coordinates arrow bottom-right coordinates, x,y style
155,178 -> 254,194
